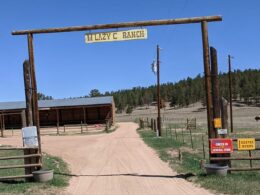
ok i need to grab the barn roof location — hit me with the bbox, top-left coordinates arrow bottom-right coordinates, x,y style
0,96 -> 113,111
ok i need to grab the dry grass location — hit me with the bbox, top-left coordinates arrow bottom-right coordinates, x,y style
117,101 -> 260,130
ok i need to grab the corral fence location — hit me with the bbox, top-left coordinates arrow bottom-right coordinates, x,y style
2,119 -> 113,137
0,147 -> 41,181
61,119 -> 112,134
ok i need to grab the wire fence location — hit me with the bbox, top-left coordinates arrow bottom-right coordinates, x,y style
139,117 -> 260,171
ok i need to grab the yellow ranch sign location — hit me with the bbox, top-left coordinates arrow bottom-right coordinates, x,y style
237,138 -> 255,150
85,29 -> 147,43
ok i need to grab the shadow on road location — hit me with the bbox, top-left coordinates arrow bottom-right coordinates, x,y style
55,172 -> 194,180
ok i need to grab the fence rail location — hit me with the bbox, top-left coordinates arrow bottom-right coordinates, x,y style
0,147 -> 40,180
141,117 -> 260,173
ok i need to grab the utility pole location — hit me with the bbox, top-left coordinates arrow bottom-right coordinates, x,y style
228,55 -> 234,133
156,45 -> 162,136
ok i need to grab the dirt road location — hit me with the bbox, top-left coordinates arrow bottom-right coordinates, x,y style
1,122 -> 213,195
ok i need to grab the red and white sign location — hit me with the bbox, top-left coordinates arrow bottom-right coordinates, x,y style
210,138 -> 233,154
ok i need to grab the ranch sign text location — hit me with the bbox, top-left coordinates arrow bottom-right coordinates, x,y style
85,29 -> 147,43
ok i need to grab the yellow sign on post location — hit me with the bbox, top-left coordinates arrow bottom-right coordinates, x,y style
85,29 -> 148,43
213,118 -> 222,129
237,138 -> 256,150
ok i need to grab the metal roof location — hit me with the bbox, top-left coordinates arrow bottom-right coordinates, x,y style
0,96 -> 113,111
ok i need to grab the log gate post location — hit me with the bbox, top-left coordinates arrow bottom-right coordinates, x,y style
201,21 -> 215,160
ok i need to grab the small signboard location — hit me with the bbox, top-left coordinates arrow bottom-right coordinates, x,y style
22,126 -> 38,148
85,29 -> 147,43
210,138 -> 233,154
218,129 -> 228,135
214,118 -> 222,128
237,138 -> 255,150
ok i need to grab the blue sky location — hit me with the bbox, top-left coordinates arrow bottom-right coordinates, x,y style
0,0 -> 259,102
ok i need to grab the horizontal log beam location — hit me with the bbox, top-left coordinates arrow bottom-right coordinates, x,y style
229,167 -> 260,171
0,174 -> 33,180
0,154 -> 41,160
0,163 -> 41,170
12,15 -> 222,35
210,157 -> 260,161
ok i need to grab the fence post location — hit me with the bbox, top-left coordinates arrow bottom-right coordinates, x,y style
155,119 -> 159,136
81,121 -> 83,134
175,127 -> 178,140
170,127 -> 173,140
189,127 -> 194,149
249,150 -> 253,168
221,97 -> 231,168
0,114 -> 3,138
202,135 -> 206,159
139,118 -> 144,129
105,120 -> 109,133
181,127 -> 184,145
154,119 -> 157,133
57,122 -> 60,135
56,109 -> 60,135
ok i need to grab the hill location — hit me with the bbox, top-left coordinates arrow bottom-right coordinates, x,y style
107,69 -> 260,113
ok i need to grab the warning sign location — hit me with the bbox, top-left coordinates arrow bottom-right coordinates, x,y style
210,138 -> 233,154
214,118 -> 222,128
237,138 -> 255,150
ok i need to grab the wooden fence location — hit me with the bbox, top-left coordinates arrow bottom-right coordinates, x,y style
210,138 -> 260,171
0,147 -> 41,180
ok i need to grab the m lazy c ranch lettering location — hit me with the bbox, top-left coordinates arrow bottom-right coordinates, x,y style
85,29 -> 147,43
